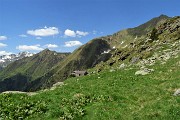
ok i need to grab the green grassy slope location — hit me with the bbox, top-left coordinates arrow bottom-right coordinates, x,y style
28,39 -> 111,91
103,14 -> 169,49
127,14 -> 169,36
0,52 -> 179,120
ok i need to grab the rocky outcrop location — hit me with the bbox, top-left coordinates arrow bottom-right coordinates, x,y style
173,89 -> 180,96
135,67 -> 154,75
119,63 -> 126,69
1,91 -> 37,96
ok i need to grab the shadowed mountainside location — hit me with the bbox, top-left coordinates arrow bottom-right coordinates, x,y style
0,49 -> 70,92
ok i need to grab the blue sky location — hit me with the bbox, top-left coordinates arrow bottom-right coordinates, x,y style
0,0 -> 179,55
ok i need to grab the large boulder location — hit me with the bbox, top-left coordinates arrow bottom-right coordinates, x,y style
135,68 -> 154,75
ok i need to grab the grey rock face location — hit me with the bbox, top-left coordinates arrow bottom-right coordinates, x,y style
119,63 -> 126,69
131,57 -> 139,64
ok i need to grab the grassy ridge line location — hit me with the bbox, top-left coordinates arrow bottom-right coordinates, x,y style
30,39 -> 111,91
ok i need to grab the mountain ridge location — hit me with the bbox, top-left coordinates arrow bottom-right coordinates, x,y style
0,49 -> 70,92
0,15 -> 179,92
25,14 -> 173,91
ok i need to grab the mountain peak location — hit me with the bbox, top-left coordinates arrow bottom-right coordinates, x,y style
126,14 -> 170,36
158,14 -> 169,18
39,48 -> 53,55
43,48 -> 50,52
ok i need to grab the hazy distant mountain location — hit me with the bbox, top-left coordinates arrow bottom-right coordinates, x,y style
0,52 -> 34,69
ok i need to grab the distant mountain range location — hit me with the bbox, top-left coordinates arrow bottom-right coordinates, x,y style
0,14 -> 179,92
0,52 -> 34,69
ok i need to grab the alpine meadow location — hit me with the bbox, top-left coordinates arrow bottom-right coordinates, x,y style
0,0 -> 180,120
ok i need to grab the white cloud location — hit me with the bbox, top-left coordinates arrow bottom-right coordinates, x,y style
64,29 -> 76,37
0,43 -> 7,48
16,44 -> 43,51
0,36 -> 7,40
36,37 -> 42,40
0,51 -> 12,56
64,41 -> 83,47
45,44 -> 58,48
19,34 -> 27,37
64,29 -> 89,37
76,30 -> 89,37
27,27 -> 59,36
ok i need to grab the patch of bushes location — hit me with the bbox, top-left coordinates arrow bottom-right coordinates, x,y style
59,94 -> 113,120
149,28 -> 159,40
0,94 -> 47,120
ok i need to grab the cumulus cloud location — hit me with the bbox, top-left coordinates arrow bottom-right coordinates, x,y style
76,30 -> 89,37
16,44 -> 43,51
64,29 -> 76,37
0,43 -> 7,48
0,51 -> 12,56
19,34 -> 27,37
64,41 -> 83,47
45,44 -> 58,48
64,29 -> 89,37
27,27 -> 59,36
0,36 -> 7,40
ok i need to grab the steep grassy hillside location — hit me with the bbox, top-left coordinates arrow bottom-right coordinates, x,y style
0,50 -> 179,119
27,39 -> 111,91
93,16 -> 180,73
101,14 -> 169,49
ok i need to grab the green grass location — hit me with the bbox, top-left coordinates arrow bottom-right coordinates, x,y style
0,54 -> 179,120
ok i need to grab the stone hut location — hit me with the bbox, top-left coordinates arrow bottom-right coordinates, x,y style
71,70 -> 88,77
